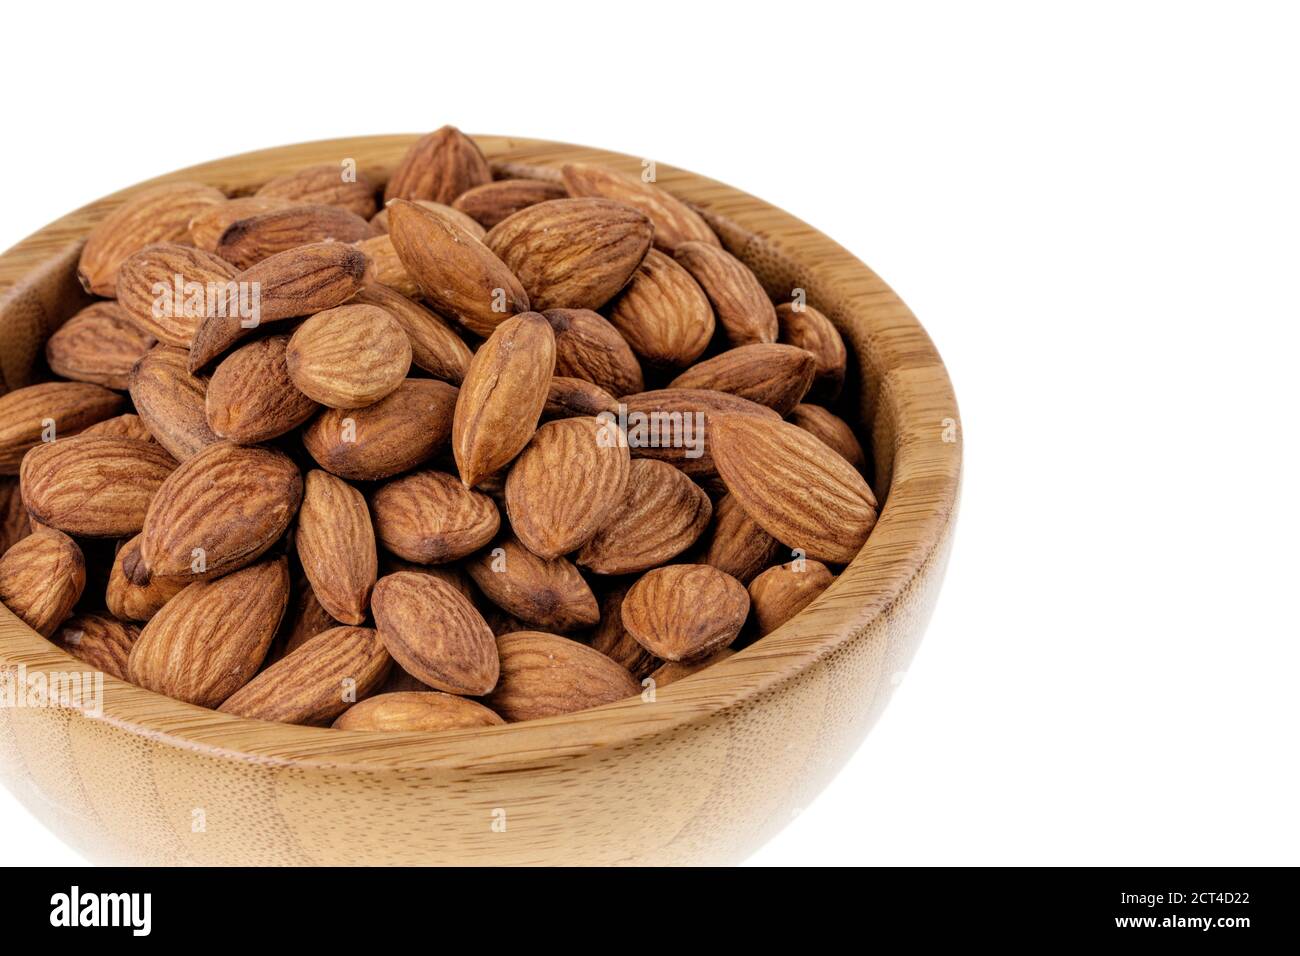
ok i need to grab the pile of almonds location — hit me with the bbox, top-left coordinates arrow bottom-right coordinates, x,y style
0,126 -> 879,733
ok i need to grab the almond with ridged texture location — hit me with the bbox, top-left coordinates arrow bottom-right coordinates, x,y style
749,560 -> 835,636
214,204 -> 376,270
304,379 -> 456,481
296,471 -> 377,625
129,346 -> 220,461
20,435 -> 176,537
452,179 -> 568,229
0,479 -> 30,554
485,198 -> 653,312
206,336 -> 318,443
189,196 -> 297,251
81,413 -> 156,443
452,311 -> 555,488
78,181 -> 225,296
106,534 -> 185,622
609,249 -> 715,367
489,631 -> 639,722
136,442 -> 302,584
466,534 -> 599,632
776,302 -> 847,401
543,308 -> 644,396
386,198 -> 529,337
577,459 -> 712,575
649,648 -> 735,689
52,613 -> 138,681
588,586 -> 660,681
273,575 -> 339,661
622,564 -> 748,662
544,377 -> 619,421
334,691 -> 505,732
619,388 -> 779,479
788,404 -> 867,472
371,571 -> 499,695
505,417 -> 630,559
355,234 -> 420,297
286,304 -> 411,409
218,624 -> 389,726
0,382 -> 125,473
371,199 -> 485,238
0,529 -> 85,636
352,284 -> 471,384
668,343 -> 816,416
45,302 -> 155,389
674,241 -> 777,345
116,243 -> 238,347
561,163 -> 719,253
255,164 -> 379,219
710,415 -> 878,564
371,470 -> 499,564
698,492 -> 781,584
384,125 -> 492,205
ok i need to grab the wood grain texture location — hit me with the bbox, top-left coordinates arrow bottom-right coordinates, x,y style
0,134 -> 962,866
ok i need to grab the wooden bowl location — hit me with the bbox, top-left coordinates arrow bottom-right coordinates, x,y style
0,135 -> 961,865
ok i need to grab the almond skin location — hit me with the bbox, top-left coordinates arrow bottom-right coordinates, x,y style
452,311 -> 555,488
137,441 -> 303,584
697,492 -> 781,584
296,470 -> 377,625
673,241 -> 777,345
505,416 -> 630,559
587,586 -> 661,681
215,203 -> 377,270
81,413 -> 156,443
749,560 -> 835,636
275,576 -> 339,660
370,199 -> 485,240
452,178 -> 568,229
488,631 -> 639,722
285,304 -> 411,409
188,196 -> 298,252
649,648 -> 735,689
116,243 -> 239,347
0,382 -> 125,474
776,302 -> 847,401
205,335 -> 318,444
384,125 -> 492,204
710,415 -> 879,564
334,691 -> 505,732
78,181 -> 226,296
255,164 -> 379,219
0,479 -> 30,554
20,435 -> 176,537
561,163 -> 719,253
485,198 -> 654,312
788,404 -> 868,472
127,557 -> 288,707
52,613 -> 138,681
622,564 -> 749,662
618,388 -> 780,480
371,470 -> 499,564
543,308 -> 644,397
0,528 -> 85,636
356,234 -> 420,297
351,284 -> 471,384
387,198 -> 529,337
609,249 -> 715,367
668,343 -> 816,416
128,346 -> 221,461
576,459 -> 713,575
544,377 -> 619,421
371,571 -> 499,695
105,533 -> 185,622
45,302 -> 155,389
217,625 -> 390,726
466,534 -> 599,632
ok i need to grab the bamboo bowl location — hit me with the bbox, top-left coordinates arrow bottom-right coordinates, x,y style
0,135 -> 960,865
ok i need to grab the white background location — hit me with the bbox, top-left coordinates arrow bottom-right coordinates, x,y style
2,1 -> 1297,866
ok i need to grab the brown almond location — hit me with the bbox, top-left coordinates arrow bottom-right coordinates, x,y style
622,564 -> 749,661
710,415 -> 878,563
334,691 -> 505,732
52,613 -> 138,681
296,471 -> 377,625
81,413 -> 156,443
205,336 -> 318,443
608,249 -> 715,367
188,196 -> 299,251
116,243 -> 239,347
543,377 -> 619,421
543,308 -> 644,396
489,631 -> 639,722
128,346 -> 221,461
788,404 -> 867,472
215,203 -> 377,270
255,164 -> 379,219
355,234 -> 420,297
668,343 -> 816,415
452,178 -> 568,229
105,533 -> 185,622
45,301 -> 155,389
0,479 -> 30,554
371,571 -> 499,695
275,576 -> 339,660
648,648 -> 735,689
371,470 -> 499,564
351,284 -> 471,384
466,534 -> 599,632
285,304 -> 411,409
673,240 -> 777,345
384,125 -> 492,204
370,199 -> 485,239
485,198 -> 653,311
576,459 -> 713,575
0,529 -> 85,636
776,302 -> 847,401
127,557 -> 288,707
561,162 -> 719,253
587,586 -> 660,681
0,382 -> 125,474
749,559 -> 835,636
698,492 -> 781,584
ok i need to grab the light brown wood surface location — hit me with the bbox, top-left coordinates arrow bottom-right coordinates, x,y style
0,135 -> 961,865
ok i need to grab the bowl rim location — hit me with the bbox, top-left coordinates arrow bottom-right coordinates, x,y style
0,134 -> 961,771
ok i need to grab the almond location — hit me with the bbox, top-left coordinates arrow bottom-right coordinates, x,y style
78,181 -> 226,296
587,585 -> 660,681
386,198 -> 529,337
710,414 -> 878,563
137,441 -> 303,584
205,335 -> 318,443
0,528 -> 85,636
296,470 -> 377,625
371,571 -> 498,695
673,240 -> 777,345
355,234 -> 420,297
20,435 -> 176,537
215,203 -> 377,270
384,125 -> 492,205
370,199 -> 485,240
81,414 -> 156,443
52,613 -> 138,681
452,178 -> 568,229
127,556 -> 288,707
116,243 -> 239,347
371,470 -> 499,564
488,631 -> 639,721
285,304 -> 411,408
274,574 -> 339,660
621,564 -> 749,661
255,164 -> 379,219
618,388 -> 780,479
0,382 -> 125,474
44,302 -> 155,389
0,479 -> 30,554
217,624 -> 389,725
451,311 -> 555,488
484,198 -> 653,311
748,559 -> 834,636
543,308 -> 644,396
776,302 -> 847,401
128,346 -> 221,461
608,249 -> 715,367
648,648 -> 735,689
351,284 -> 471,384
544,377 -> 619,421
560,162 -> 719,253
466,534 -> 599,632
105,533 -> 185,622
668,343 -> 816,415
504,416 -> 630,559
788,404 -> 867,472
334,690 -> 505,732
576,459 -> 712,575
697,492 -> 781,584
189,196 -> 298,251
